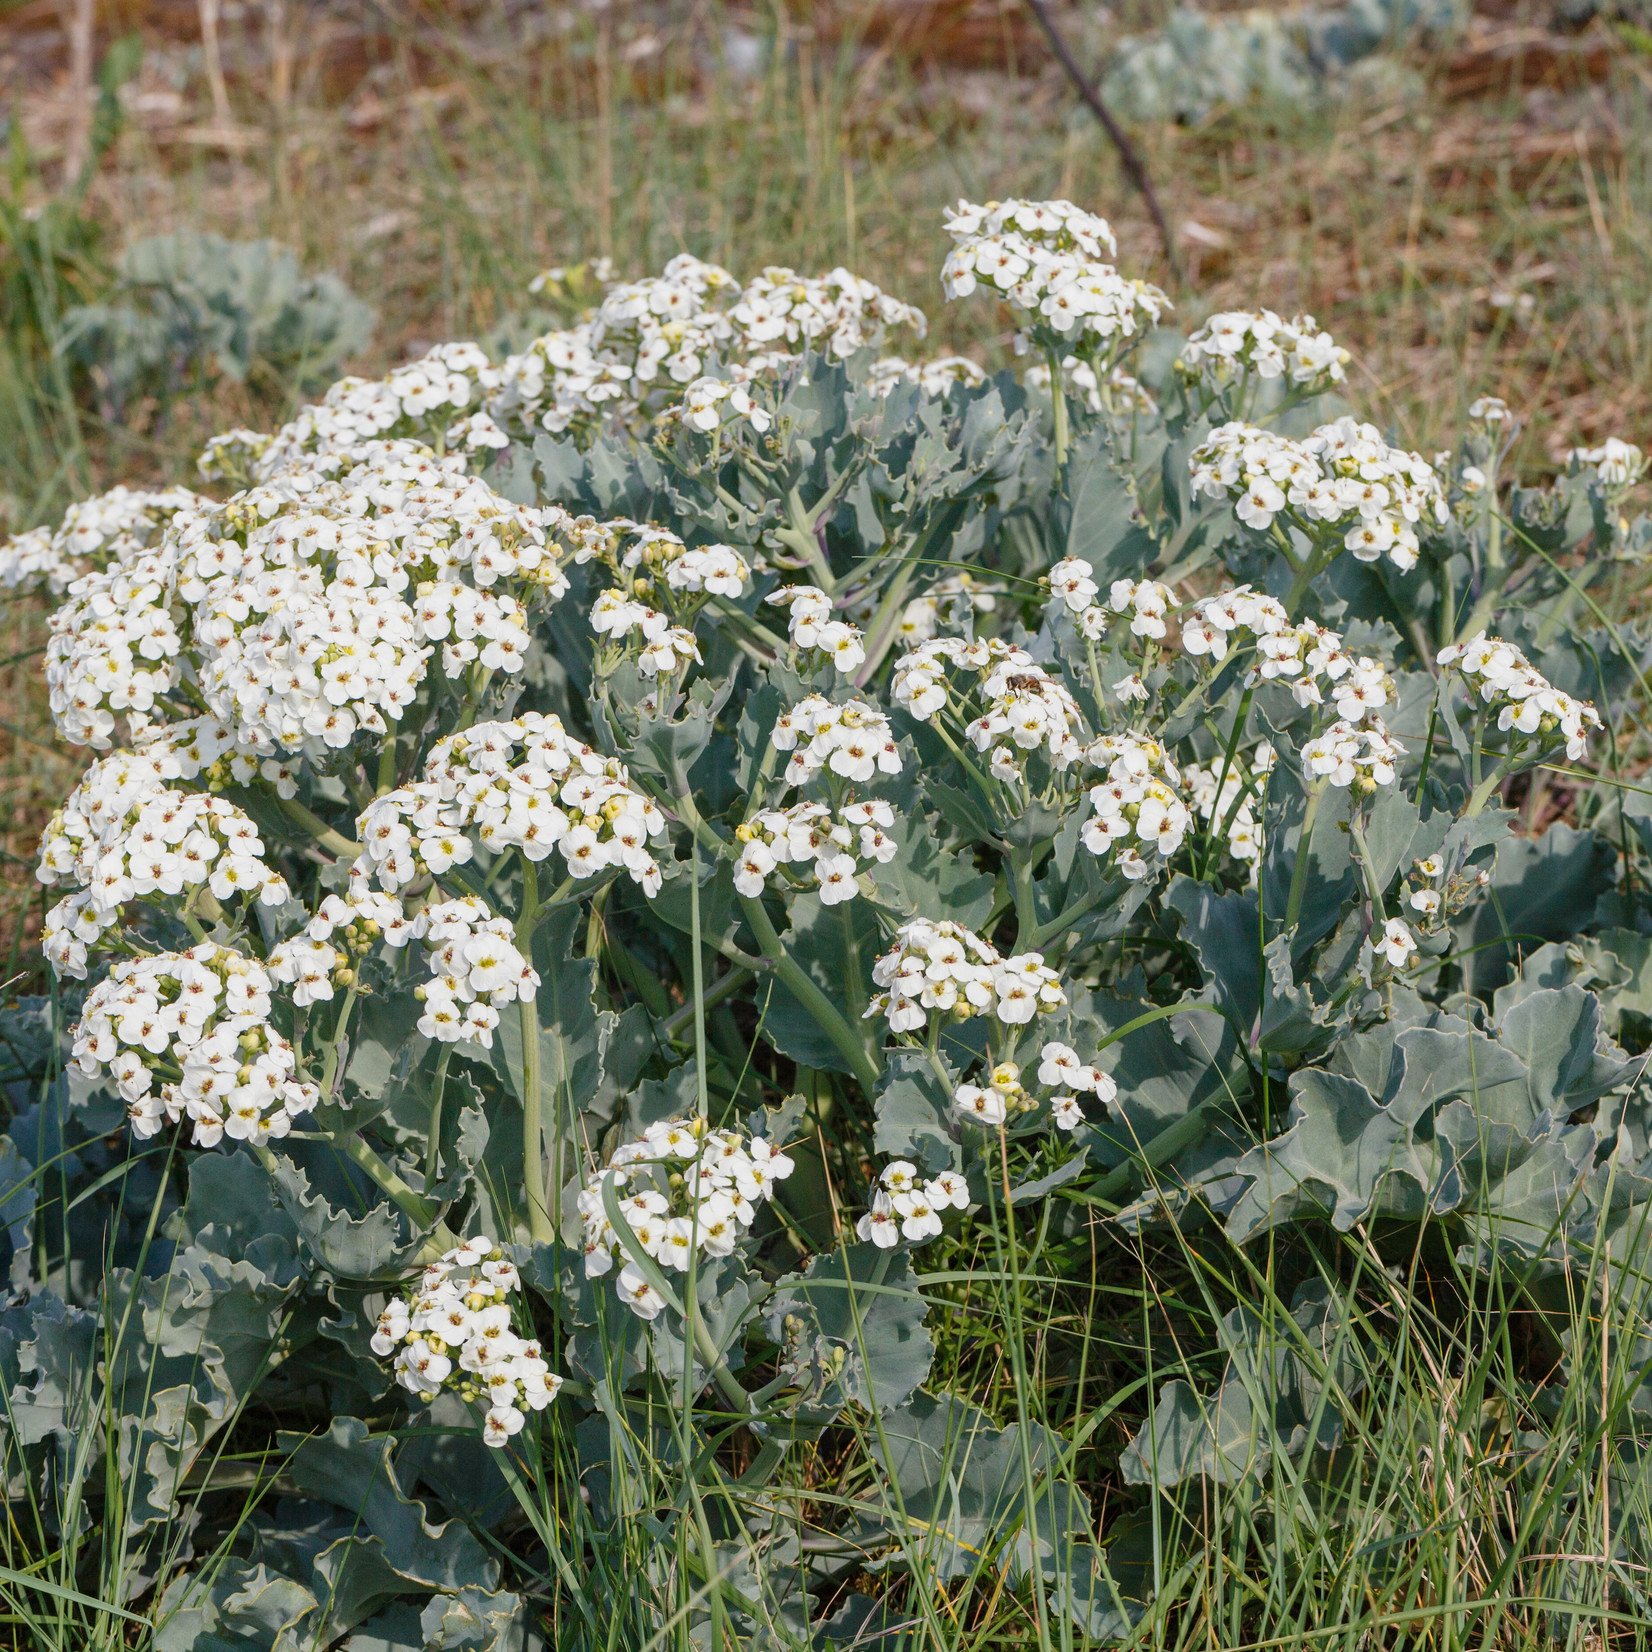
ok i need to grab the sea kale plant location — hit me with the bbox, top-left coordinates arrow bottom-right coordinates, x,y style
3,198 -> 1652,1649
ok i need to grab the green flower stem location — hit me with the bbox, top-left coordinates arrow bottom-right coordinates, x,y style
1048,351 -> 1070,471
277,797 -> 362,861
1466,762 -> 1510,819
660,765 -> 880,1092
738,893 -> 882,1095
1283,538 -> 1332,616
424,1045 -> 452,1193
598,1175 -> 753,1414
318,982 -> 360,1099
1010,848 -> 1040,952
1346,815 -> 1389,929
291,1131 -> 446,1236
1282,781 -> 1326,935
515,858 -> 556,1245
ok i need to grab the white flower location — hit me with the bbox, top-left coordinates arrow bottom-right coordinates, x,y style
353,712 -> 669,899
942,198 -> 1168,361
771,694 -> 901,787
865,354 -> 985,398
1051,1095 -> 1085,1132
1568,437 -> 1645,492
1190,418 -> 1447,573
1300,719 -> 1405,792
1376,918 -> 1418,969
1080,734 -> 1191,877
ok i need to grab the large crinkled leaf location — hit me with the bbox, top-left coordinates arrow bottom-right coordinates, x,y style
1456,823 -> 1619,992
866,1389 -> 1117,1629
1063,424 -> 1159,583
232,1417 -> 507,1638
153,1561 -> 319,1652
0,1134 -> 37,1292
1120,1281 -> 1355,1489
1227,986 -> 1637,1246
870,795 -> 995,928
762,891 -> 879,1077
1225,1069 -> 1450,1238
1258,738 -> 1357,959
266,1154 -> 418,1279
765,1242 -> 933,1412
1496,984 -> 1634,1117
1165,877 -> 1259,1037
870,1051 -> 959,1175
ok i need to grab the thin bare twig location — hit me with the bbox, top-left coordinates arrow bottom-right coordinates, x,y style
59,0 -> 95,186
1022,0 -> 1186,288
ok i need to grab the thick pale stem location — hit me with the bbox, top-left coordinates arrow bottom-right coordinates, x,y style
739,894 -> 882,1095
1049,353 -> 1070,471
1283,783 -> 1326,935
279,797 -> 362,861
515,859 -> 555,1244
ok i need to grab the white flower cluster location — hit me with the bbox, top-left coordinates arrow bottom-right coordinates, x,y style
605,524 -> 752,600
354,712 -> 670,897
1177,310 -> 1348,395
268,885 -> 414,1007
492,254 -> 924,440
1437,632 -> 1602,762
493,255 -> 741,437
896,574 -> 999,647
733,800 -> 897,905
212,343 -> 504,483
731,266 -> 927,359
867,919 -> 1067,1034
1184,591 -> 1393,719
590,589 -> 704,675
1,485 -> 203,597
1300,719 -> 1404,791
893,637 -> 1084,778
1184,742 -> 1276,868
46,540 -> 184,748
40,783 -> 290,978
857,1160 -> 969,1249
1190,417 -> 1448,571
941,198 -> 1169,357
1082,734 -> 1193,879
1102,577 -> 1177,641
372,1236 -> 563,1448
771,694 -> 903,787
955,1044 -> 1117,1133
577,1117 -> 795,1319
414,896 -> 539,1048
72,943 -> 317,1147
1400,851 -> 1489,926
766,585 -> 867,675
46,443 -> 571,756
1567,438 -> 1646,493
865,355 -> 985,398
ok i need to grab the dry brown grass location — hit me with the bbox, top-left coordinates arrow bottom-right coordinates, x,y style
1,0 -> 1648,965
